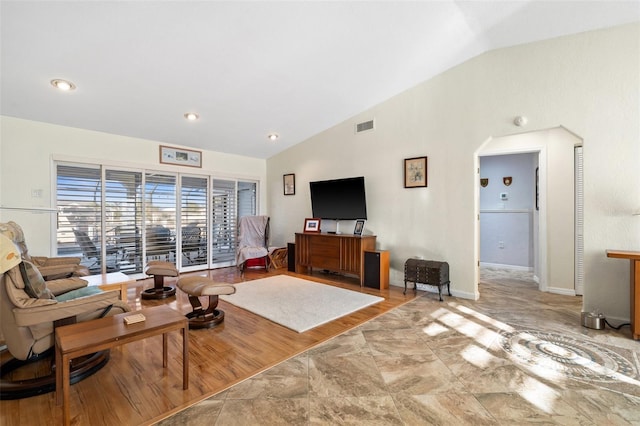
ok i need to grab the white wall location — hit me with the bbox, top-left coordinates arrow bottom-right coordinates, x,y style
0,117 -> 267,256
267,23 -> 640,322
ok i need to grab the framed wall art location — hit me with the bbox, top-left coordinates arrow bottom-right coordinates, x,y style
404,156 -> 428,188
303,218 -> 321,233
159,145 -> 202,168
283,173 -> 295,195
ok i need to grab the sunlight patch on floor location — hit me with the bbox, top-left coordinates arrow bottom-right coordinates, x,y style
454,303 -> 514,332
430,309 -> 500,347
460,344 -> 500,369
519,376 -> 560,414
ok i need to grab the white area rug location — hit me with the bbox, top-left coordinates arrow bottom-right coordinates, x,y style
220,275 -> 384,332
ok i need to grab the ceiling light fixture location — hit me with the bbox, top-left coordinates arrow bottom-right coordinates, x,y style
267,133 -> 279,141
50,79 -> 76,91
184,112 -> 199,121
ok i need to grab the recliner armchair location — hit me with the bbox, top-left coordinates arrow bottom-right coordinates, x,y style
0,221 -> 89,280
0,234 -> 130,399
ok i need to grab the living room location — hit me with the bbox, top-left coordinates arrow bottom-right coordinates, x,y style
1,1 -> 639,424
3,22 -> 638,320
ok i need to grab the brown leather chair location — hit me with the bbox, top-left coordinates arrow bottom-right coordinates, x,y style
0,221 -> 89,280
0,234 -> 130,399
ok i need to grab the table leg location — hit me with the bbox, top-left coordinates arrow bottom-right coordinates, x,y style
182,326 -> 189,390
55,341 -> 62,405
62,353 -> 71,426
631,260 -> 640,339
162,332 -> 168,368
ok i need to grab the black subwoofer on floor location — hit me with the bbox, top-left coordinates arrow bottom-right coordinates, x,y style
363,250 -> 389,289
287,242 -> 296,272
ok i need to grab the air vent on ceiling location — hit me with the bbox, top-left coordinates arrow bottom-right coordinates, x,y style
355,119 -> 375,134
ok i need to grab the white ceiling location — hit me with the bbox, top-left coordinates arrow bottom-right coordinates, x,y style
1,1 -> 638,159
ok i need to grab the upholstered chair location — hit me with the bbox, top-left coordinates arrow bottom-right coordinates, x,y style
236,215 -> 270,273
0,234 -> 130,399
0,221 -> 89,280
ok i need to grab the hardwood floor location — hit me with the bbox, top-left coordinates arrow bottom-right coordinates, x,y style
0,267 -> 419,425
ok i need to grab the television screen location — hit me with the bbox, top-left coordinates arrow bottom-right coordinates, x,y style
310,176 -> 367,220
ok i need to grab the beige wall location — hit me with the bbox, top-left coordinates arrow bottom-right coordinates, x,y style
0,117 -> 267,256
267,23 -> 640,321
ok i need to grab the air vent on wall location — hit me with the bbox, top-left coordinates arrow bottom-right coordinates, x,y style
355,119 -> 375,134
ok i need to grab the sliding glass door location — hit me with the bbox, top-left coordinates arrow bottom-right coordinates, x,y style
105,169 -> 142,274
211,179 -> 237,267
144,173 -> 177,265
180,176 -> 208,269
56,164 -> 104,273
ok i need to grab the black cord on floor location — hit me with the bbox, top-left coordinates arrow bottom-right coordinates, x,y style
604,318 -> 631,330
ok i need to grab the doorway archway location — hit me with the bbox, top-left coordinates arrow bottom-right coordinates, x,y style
474,127 -> 582,297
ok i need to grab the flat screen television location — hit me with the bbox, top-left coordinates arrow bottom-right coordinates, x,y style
309,176 -> 367,220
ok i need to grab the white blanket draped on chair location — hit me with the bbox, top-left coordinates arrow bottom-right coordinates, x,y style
236,215 -> 269,267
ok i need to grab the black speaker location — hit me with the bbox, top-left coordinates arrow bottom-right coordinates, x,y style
364,250 -> 389,289
287,242 -> 296,272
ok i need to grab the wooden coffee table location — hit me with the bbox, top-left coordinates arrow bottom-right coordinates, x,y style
55,306 -> 189,426
83,271 -> 134,300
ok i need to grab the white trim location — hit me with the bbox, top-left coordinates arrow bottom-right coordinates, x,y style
480,209 -> 532,214
574,146 -> 584,296
547,286 -> 576,296
0,206 -> 57,212
480,262 -> 533,272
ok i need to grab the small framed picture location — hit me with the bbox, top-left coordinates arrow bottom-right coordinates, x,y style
404,156 -> 427,188
353,219 -> 365,236
160,145 -> 202,168
283,173 -> 295,195
304,218 -> 321,233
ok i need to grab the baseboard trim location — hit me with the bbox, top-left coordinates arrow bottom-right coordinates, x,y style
480,262 -> 533,272
547,286 -> 576,296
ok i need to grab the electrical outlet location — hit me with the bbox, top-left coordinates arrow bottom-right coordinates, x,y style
498,241 -> 504,249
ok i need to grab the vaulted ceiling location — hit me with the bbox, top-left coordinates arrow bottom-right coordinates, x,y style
1,1 -> 638,159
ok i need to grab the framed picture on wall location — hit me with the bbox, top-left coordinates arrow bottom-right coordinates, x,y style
283,173 -> 295,195
404,156 -> 428,188
304,218 -> 321,233
159,145 -> 202,168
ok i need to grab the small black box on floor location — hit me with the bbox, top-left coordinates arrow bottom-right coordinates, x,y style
403,259 -> 451,301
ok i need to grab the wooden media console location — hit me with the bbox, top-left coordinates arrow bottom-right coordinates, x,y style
295,232 -> 376,286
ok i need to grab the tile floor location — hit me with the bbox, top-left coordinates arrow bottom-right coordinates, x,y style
160,268 -> 640,425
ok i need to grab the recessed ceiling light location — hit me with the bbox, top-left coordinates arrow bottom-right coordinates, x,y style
267,133 -> 279,141
50,79 -> 76,91
184,112 -> 199,121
